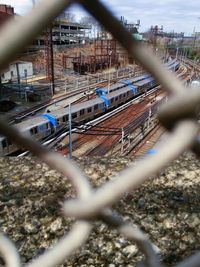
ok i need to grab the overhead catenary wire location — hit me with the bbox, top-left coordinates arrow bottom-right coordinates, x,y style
72,131 -> 121,136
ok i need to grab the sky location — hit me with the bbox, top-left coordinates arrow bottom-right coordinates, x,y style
1,0 -> 200,35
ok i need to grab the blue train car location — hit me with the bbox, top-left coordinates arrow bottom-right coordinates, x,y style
98,86 -> 134,110
96,74 -> 153,96
96,82 -> 125,96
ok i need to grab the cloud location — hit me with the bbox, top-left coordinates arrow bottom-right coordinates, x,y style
98,0 -> 200,33
1,0 -> 200,34
1,0 -> 32,14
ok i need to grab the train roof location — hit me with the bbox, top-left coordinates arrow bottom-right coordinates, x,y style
134,78 -> 153,87
101,86 -> 132,100
49,98 -> 105,118
0,116 -> 49,140
15,116 -> 49,130
121,75 -> 147,84
72,98 -> 104,110
96,83 -> 124,94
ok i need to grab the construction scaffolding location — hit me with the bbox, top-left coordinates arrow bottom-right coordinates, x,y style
65,39 -> 120,74
44,26 -> 55,93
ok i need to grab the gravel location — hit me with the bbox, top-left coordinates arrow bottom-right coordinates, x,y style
0,153 -> 199,266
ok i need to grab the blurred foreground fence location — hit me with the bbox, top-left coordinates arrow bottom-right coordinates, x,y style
0,0 -> 200,266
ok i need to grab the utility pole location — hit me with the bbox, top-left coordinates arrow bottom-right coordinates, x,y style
45,26 -> 55,94
68,103 -> 72,159
193,27 -> 196,48
176,47 -> 179,60
34,0 -> 55,95
107,50 -> 112,94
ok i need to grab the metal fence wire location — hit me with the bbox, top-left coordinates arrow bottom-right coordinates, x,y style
0,0 -> 200,266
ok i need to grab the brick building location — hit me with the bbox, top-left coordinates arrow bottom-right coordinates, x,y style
0,4 -> 14,27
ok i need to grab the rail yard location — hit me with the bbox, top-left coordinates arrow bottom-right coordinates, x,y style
0,3 -> 199,159
0,56 -> 198,157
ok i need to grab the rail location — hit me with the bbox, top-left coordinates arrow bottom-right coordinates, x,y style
0,0 -> 199,266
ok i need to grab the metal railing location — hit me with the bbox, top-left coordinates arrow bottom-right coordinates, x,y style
0,0 -> 200,266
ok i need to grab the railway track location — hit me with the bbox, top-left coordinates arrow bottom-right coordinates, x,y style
57,60 -> 194,157
14,59 -> 195,157
6,68 -> 144,123
57,87 -> 166,157
128,124 -> 165,157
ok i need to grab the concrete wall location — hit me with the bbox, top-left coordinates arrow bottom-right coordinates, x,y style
1,62 -> 33,82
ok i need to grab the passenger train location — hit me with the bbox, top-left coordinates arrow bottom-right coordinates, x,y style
0,60 -> 180,156
96,59 -> 180,96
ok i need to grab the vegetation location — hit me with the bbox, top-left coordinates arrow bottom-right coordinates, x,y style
187,48 -> 200,61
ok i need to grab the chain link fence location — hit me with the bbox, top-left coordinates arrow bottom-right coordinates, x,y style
0,0 -> 200,266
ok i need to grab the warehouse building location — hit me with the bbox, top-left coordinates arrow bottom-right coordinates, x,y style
1,61 -> 33,83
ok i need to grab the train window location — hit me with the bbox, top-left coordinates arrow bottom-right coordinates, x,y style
94,104 -> 98,110
72,113 -> 77,119
57,119 -> 60,124
127,92 -> 129,96
62,115 -> 68,122
123,93 -> 126,97
30,127 -> 38,135
80,109 -> 85,116
115,96 -> 118,101
46,123 -> 49,129
2,139 -> 7,149
111,98 -> 114,103
119,94 -> 122,99
87,107 -> 92,113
